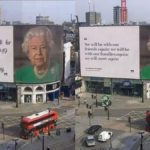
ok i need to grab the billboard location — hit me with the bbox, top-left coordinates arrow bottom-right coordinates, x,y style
140,26 -> 150,80
14,25 -> 63,84
0,26 -> 13,82
80,26 -> 140,79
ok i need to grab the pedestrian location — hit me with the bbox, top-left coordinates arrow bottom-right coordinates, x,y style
96,98 -> 98,107
88,110 -> 92,126
86,103 -> 89,108
91,106 -> 94,118
89,108 -> 93,118
88,110 -> 91,119
91,94 -> 93,99
78,99 -> 80,107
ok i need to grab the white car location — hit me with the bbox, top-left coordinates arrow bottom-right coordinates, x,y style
85,135 -> 96,147
98,131 -> 113,142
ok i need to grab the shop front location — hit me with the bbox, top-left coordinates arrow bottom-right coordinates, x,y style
17,81 -> 60,104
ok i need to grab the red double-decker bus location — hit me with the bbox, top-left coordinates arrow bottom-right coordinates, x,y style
20,109 -> 58,139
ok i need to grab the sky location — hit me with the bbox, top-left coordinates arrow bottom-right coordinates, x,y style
76,0 -> 150,24
0,0 -> 150,24
0,0 -> 75,24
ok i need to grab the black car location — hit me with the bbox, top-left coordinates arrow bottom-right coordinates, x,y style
86,125 -> 102,134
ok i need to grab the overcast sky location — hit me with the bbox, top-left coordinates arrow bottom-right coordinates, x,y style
0,0 -> 150,24
76,0 -> 150,24
0,0 -> 75,24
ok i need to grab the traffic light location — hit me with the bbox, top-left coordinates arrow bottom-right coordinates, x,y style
128,116 -> 131,123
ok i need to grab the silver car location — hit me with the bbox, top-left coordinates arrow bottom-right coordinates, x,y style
85,135 -> 96,147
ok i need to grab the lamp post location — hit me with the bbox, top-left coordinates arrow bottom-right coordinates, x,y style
12,139 -> 18,150
37,134 -> 46,150
138,131 -> 144,150
141,81 -> 144,103
88,110 -> 91,126
128,116 -> 131,132
1,122 -> 5,140
107,106 -> 110,120
109,132 -> 112,150
42,134 -> 45,150
104,106 -> 110,120
95,97 -> 98,107
110,78 -> 113,96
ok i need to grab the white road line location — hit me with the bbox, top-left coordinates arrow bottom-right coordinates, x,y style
116,111 -> 146,121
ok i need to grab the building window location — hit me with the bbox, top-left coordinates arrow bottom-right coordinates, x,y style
24,87 -> 32,92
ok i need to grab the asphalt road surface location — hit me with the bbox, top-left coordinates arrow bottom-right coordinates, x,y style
0,103 -> 75,150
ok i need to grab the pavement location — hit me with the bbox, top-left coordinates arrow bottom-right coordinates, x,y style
0,97 -> 75,149
1,93 -> 150,149
76,92 -> 150,150
0,97 -> 75,115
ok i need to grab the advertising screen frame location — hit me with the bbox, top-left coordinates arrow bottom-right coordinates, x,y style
79,26 -> 140,79
14,25 -> 63,84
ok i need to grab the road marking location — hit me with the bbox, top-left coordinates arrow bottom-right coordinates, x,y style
116,111 -> 146,121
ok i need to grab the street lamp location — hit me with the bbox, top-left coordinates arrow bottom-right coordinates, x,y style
12,138 -> 18,150
104,106 -> 110,120
141,81 -> 144,103
138,131 -> 144,150
109,132 -> 112,150
95,97 -> 98,107
42,134 -> 45,150
1,122 -> 5,140
37,134 -> 46,150
88,110 -> 92,126
128,116 -> 132,132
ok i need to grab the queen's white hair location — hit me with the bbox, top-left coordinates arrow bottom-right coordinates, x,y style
22,26 -> 54,54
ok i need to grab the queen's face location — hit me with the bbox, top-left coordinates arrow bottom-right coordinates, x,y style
147,39 -> 150,51
27,36 -> 49,69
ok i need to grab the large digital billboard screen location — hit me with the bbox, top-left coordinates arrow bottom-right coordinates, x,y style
140,26 -> 150,80
80,26 -> 140,79
0,26 -> 13,82
14,25 -> 63,84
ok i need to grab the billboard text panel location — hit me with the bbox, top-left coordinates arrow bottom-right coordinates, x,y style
80,26 -> 140,79
0,26 -> 13,82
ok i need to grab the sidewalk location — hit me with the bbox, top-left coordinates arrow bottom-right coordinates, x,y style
78,92 -> 150,110
76,92 -> 150,150
111,132 -> 150,150
111,132 -> 140,150
0,98 -> 75,115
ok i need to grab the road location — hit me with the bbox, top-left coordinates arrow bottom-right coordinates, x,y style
76,127 -> 123,150
75,93 -> 149,150
0,128 -> 75,150
19,128 -> 75,150
0,100 -> 75,150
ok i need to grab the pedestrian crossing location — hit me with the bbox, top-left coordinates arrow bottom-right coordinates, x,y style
116,111 -> 146,121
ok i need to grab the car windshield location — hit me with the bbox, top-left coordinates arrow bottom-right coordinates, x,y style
87,138 -> 95,143
87,136 -> 94,140
89,126 -> 98,130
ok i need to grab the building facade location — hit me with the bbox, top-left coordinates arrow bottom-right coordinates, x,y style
17,81 -> 60,104
86,12 -> 101,25
79,77 -> 143,98
36,15 -> 54,25
113,6 -> 121,25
